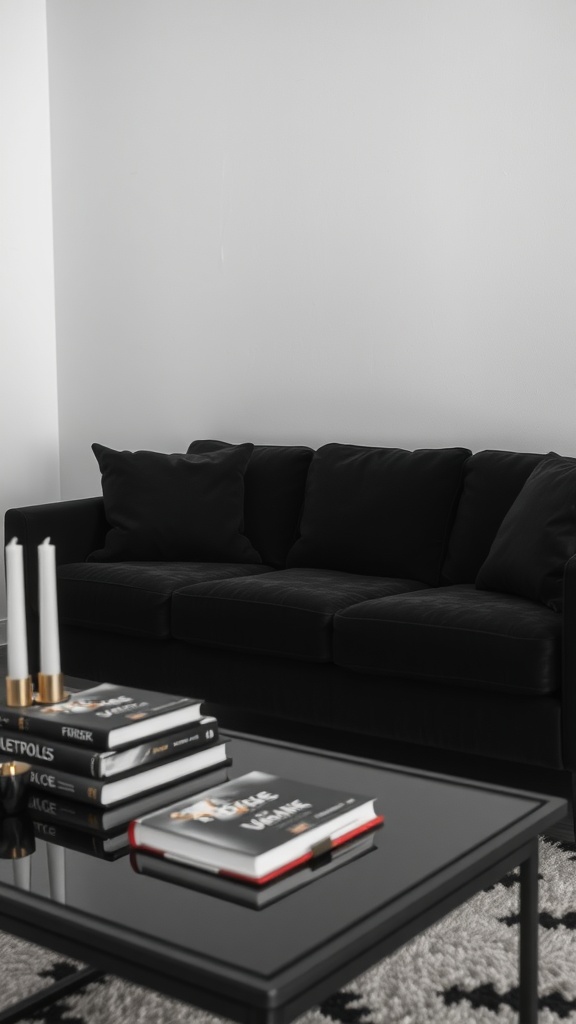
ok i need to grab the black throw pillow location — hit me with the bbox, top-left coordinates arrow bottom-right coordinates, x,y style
476,454 -> 576,611
286,443 -> 470,584
187,439 -> 313,567
88,443 -> 261,563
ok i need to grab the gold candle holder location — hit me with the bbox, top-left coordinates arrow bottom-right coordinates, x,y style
36,672 -> 67,705
5,676 -> 33,708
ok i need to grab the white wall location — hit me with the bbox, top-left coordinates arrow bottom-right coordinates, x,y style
0,0 -> 60,637
46,0 -> 576,499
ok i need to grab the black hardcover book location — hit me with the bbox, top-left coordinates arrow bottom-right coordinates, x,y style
129,771 -> 383,884
0,717 -> 219,779
26,763 -> 231,832
130,830 -> 377,908
0,683 -> 204,750
32,819 -> 130,861
28,740 -> 230,805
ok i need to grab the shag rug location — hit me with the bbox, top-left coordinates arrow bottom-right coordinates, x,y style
2,835 -> 576,1024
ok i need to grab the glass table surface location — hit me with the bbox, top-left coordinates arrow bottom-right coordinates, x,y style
0,729 -> 567,1023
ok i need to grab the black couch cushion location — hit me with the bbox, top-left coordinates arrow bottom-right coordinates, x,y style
171,568 -> 430,662
88,443 -> 261,564
476,455 -> 576,612
187,439 -> 314,568
442,450 -> 546,584
333,584 -> 561,695
286,444 -> 470,584
57,562 -> 273,639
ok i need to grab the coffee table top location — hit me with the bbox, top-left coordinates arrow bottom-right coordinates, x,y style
0,730 -> 567,1023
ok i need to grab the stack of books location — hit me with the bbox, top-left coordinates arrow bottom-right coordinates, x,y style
0,682 -> 231,860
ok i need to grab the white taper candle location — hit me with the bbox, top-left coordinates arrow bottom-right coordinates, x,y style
38,537 -> 61,675
47,844 -> 66,903
12,858 -> 32,892
6,538 -> 29,679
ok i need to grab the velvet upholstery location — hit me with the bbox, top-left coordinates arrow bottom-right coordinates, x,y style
333,584 -> 561,695
187,440 -> 313,567
89,443 -> 260,563
442,449 -> 546,584
287,443 -> 471,584
57,627 -> 565,772
172,568 -> 430,662
476,454 -> 576,612
57,561 -> 273,639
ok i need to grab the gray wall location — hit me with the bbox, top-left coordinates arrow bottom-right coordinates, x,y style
1,0 -> 60,633
43,0 -> 576,501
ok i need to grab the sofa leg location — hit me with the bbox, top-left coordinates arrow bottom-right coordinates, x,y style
570,773 -> 576,843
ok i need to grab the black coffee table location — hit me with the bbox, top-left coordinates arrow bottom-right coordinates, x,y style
0,730 -> 567,1024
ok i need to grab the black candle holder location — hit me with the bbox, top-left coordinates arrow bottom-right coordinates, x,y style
0,761 -> 33,817
0,814 -> 35,859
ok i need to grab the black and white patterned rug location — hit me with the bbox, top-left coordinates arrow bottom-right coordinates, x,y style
1,835 -> 575,1024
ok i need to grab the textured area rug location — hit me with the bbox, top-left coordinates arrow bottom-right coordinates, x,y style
2,835 -> 576,1024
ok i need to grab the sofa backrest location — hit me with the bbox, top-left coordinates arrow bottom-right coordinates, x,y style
442,449 -> 547,584
188,441 -> 553,585
187,439 -> 314,568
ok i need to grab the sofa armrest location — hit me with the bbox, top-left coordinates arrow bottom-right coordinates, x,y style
562,553 -> 576,768
5,497 -> 107,567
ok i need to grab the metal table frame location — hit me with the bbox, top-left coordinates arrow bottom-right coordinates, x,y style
0,732 -> 564,1024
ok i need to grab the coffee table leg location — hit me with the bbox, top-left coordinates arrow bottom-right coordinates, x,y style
519,838 -> 538,1024
0,966 -> 102,1024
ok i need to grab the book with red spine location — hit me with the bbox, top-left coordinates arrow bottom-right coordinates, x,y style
130,829 -> 377,908
129,771 -> 383,885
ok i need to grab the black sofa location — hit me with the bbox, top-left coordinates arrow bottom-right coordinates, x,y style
6,440 -> 576,828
